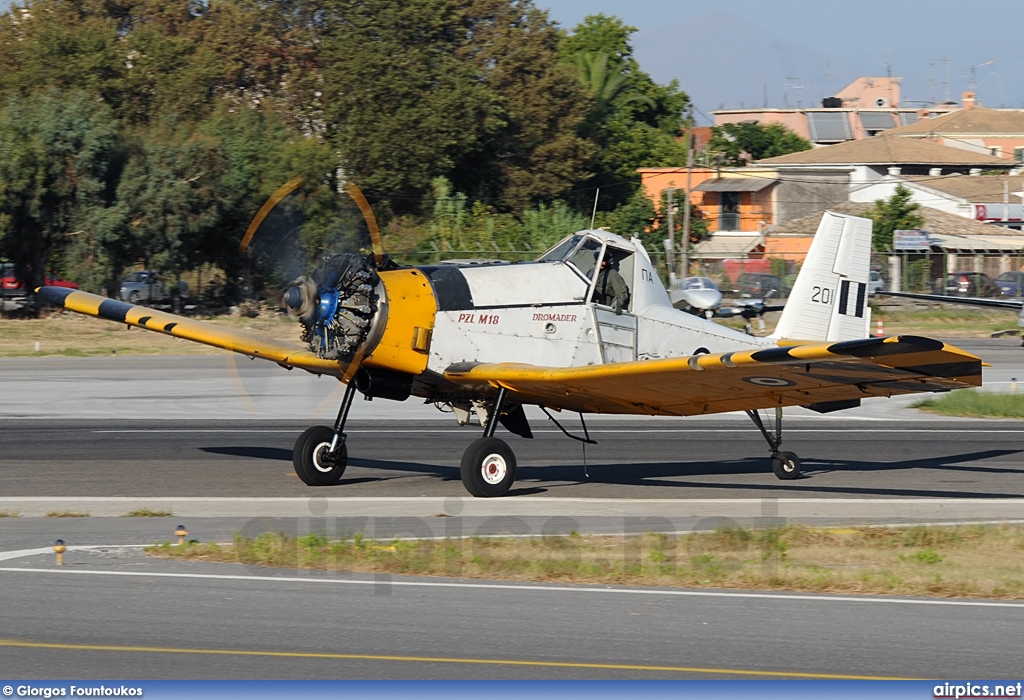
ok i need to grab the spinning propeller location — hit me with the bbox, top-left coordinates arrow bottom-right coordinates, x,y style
239,179 -> 388,375
717,290 -> 784,334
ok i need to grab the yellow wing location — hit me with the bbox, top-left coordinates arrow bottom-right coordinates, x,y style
444,336 -> 982,416
38,287 -> 348,377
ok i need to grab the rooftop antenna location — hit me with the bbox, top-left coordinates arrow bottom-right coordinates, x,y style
940,56 -> 950,102
589,188 -> 600,229
928,59 -> 935,104
968,60 -> 995,94
784,76 -> 809,108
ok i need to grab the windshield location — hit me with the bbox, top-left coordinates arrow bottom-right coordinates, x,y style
683,277 -> 717,290
124,272 -> 150,283
537,235 -> 584,262
566,238 -> 604,279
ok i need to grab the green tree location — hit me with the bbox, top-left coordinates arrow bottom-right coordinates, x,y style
656,189 -> 707,246
570,52 -> 654,126
561,14 -> 689,210
707,122 -> 811,166
0,88 -> 121,307
454,0 -> 594,212
594,189 -> 655,239
865,184 -> 925,251
317,0 -> 501,217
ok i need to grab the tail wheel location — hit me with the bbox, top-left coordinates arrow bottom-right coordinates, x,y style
771,451 -> 801,480
293,426 -> 347,486
460,437 -> 516,498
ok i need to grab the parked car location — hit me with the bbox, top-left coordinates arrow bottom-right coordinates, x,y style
119,271 -> 189,310
0,263 -> 18,296
1,263 -> 78,297
944,272 -> 1002,298
734,273 -> 786,298
868,270 -> 885,294
994,271 -> 1024,298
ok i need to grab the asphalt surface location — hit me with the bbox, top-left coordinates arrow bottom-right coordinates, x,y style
2,551 -> 1023,680
3,418 -> 1024,500
2,337 -> 1024,680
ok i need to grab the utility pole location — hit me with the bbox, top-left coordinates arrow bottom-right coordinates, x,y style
667,186 -> 675,275
680,152 -> 693,279
679,104 -> 696,279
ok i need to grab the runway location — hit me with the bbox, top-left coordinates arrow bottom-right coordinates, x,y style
2,549 -> 1024,680
2,337 -> 1024,679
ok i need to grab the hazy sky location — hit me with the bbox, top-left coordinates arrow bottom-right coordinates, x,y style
541,0 -> 1024,122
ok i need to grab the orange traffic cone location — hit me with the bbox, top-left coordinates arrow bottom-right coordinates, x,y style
876,319 -> 884,337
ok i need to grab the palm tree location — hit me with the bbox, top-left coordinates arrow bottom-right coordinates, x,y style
570,52 -> 654,125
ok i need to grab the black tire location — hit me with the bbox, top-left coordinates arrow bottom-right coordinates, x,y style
293,426 -> 347,486
460,437 -> 517,497
771,451 -> 801,480
128,291 -> 140,304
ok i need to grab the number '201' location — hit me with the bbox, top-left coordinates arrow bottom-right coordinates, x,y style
811,286 -> 832,304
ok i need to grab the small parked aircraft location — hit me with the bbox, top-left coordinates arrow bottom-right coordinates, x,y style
668,275 -> 783,334
38,188 -> 982,497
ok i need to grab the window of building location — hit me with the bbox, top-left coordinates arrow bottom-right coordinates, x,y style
720,192 -> 741,231
1015,147 -> 1024,163
990,146 -> 1003,158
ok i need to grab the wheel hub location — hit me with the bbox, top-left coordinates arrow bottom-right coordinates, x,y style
481,453 -> 507,484
311,441 -> 336,473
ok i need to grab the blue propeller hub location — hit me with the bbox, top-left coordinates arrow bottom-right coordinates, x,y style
316,290 -> 340,324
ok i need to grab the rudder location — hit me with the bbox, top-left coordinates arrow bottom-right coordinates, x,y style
771,212 -> 872,342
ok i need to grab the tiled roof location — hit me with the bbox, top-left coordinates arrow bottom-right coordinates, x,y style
886,107 -> 1024,136
756,134 -> 1014,167
767,202 -> 1016,237
902,174 -> 1024,203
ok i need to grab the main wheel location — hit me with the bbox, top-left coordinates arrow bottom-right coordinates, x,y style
293,426 -> 348,486
460,437 -> 517,498
771,451 -> 801,480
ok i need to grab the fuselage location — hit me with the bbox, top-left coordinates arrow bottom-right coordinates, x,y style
359,230 -> 773,403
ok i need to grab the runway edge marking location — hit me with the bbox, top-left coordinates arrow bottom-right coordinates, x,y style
2,566 -> 1024,609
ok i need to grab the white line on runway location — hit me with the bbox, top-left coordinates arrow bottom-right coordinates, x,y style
2,565 -> 1023,609
90,428 -> 1024,434
0,545 -> 147,562
4,496 -> 1024,504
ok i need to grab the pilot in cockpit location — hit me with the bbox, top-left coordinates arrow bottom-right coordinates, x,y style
593,252 -> 630,314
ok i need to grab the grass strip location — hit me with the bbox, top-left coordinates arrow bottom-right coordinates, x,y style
149,524 -> 1024,600
912,390 -> 1024,419
124,508 -> 174,517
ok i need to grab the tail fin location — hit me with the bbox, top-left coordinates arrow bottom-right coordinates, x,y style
771,212 -> 872,342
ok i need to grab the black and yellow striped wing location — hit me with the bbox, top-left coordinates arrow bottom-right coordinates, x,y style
444,336 -> 982,416
39,287 -> 347,377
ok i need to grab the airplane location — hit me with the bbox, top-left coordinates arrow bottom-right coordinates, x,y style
37,192 -> 983,498
668,275 -> 783,334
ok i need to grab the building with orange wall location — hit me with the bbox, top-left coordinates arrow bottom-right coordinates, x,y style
637,166 -> 780,234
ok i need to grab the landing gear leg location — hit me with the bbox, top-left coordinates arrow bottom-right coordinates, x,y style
745,407 -> 801,480
460,387 -> 517,498
293,380 -> 356,486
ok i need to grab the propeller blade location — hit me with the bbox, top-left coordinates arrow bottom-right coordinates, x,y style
343,182 -> 384,267
239,176 -> 305,255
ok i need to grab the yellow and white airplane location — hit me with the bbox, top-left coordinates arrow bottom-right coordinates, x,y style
38,191 -> 982,497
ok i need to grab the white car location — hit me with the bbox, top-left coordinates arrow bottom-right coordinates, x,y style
868,270 -> 885,294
